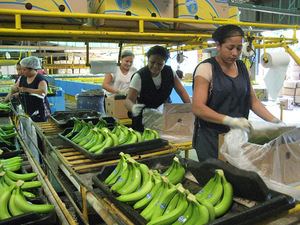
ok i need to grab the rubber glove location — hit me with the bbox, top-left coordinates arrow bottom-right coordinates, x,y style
132,104 -> 145,117
117,90 -> 127,96
223,116 -> 253,133
271,117 -> 285,125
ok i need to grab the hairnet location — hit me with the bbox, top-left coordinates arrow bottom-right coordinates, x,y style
20,56 -> 41,69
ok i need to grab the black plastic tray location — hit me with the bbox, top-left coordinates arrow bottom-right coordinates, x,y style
50,110 -> 115,128
0,109 -> 11,117
92,155 -> 296,225
58,128 -> 169,160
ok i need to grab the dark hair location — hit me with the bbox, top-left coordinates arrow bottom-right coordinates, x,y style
212,25 -> 244,45
16,59 -> 22,65
147,45 -> 170,61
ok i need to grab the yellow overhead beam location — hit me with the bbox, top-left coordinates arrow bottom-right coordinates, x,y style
0,9 -> 299,45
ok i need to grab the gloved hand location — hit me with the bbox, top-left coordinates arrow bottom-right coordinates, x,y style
271,117 -> 285,125
132,104 -> 145,117
223,116 -> 253,133
117,90 -> 127,96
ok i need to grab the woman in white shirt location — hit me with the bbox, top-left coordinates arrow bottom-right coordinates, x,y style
102,50 -> 137,97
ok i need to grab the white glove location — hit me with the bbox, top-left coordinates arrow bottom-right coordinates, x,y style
117,90 -> 127,96
132,104 -> 145,117
223,116 -> 253,133
271,117 -> 285,125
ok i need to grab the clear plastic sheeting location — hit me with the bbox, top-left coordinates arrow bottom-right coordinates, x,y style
17,105 -> 40,164
220,123 -> 300,200
142,103 -> 194,143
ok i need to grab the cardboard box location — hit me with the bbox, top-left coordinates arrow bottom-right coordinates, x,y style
0,0 -> 87,24
90,0 -> 173,29
174,0 -> 229,30
143,103 -> 194,143
283,80 -> 299,89
282,87 -> 295,96
278,97 -> 294,110
229,6 -> 239,21
218,133 -> 227,162
295,88 -> 300,96
254,88 -> 268,101
295,96 -> 300,104
105,96 -> 128,119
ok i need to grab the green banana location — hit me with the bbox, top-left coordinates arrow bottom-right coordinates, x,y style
162,160 -> 176,177
5,170 -> 37,181
95,118 -> 108,128
150,181 -> 178,220
195,173 -> 217,202
116,162 -> 134,194
110,161 -> 130,192
133,130 -> 143,142
165,158 -> 185,185
118,160 -> 141,195
136,163 -> 150,186
140,179 -> 168,221
123,128 -> 138,144
0,184 -> 16,220
65,118 -> 82,138
14,186 -> 55,214
22,191 -> 36,198
172,198 -> 194,225
111,124 -> 121,137
2,174 -> 42,190
0,156 -> 23,164
118,126 -> 127,145
0,124 -> 16,131
205,170 -> 224,206
77,127 -> 95,147
148,186 -> 188,225
133,172 -> 163,209
199,199 -> 216,222
9,189 -> 24,216
214,171 -> 233,217
162,192 -> 181,216
116,170 -> 154,202
107,131 -> 119,146
151,129 -> 160,139
104,153 -> 126,185
82,129 -> 99,150
71,121 -> 90,143
193,198 -> 210,224
94,132 -> 114,154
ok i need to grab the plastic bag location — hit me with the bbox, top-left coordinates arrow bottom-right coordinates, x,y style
142,103 -> 194,143
220,122 -> 300,200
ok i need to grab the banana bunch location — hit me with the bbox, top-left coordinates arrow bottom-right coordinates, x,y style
0,170 -> 42,190
0,102 -> 10,111
162,156 -> 185,185
142,128 -> 160,141
194,169 -> 233,218
88,127 -> 118,153
0,156 -> 23,172
0,124 -> 17,146
65,117 -> 82,138
0,180 -> 54,221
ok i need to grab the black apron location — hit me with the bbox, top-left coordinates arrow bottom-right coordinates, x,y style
19,74 -> 50,122
192,57 -> 251,161
131,65 -> 174,132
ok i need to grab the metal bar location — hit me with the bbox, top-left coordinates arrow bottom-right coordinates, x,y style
16,134 -> 78,225
80,184 -> 89,223
0,8 -> 299,29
